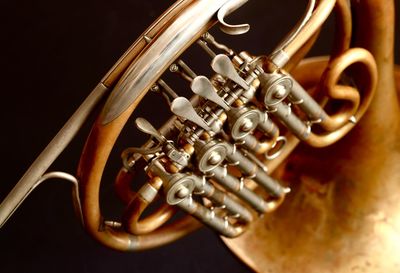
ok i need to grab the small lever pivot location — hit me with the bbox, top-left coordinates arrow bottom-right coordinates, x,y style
135,117 -> 166,143
171,97 -> 211,131
211,54 -> 249,90
191,76 -> 230,111
218,0 -> 250,35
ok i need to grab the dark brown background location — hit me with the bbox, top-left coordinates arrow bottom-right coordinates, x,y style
0,1 -> 399,272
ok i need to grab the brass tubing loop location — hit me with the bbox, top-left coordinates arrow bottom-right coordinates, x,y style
305,47 -> 377,147
77,0 -> 211,251
121,174 -> 177,235
78,0 -> 373,251
223,1 -> 400,272
1,0 -> 399,272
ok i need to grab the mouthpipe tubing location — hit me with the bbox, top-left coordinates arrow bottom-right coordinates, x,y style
0,83 -> 109,228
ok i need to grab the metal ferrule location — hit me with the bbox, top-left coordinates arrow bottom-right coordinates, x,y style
287,74 -> 328,122
269,49 -> 290,68
176,197 -> 243,238
271,102 -> 310,141
224,142 -> 285,198
210,165 -> 269,214
138,183 -> 159,203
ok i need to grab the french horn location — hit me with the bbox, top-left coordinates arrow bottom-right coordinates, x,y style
1,0 -> 400,272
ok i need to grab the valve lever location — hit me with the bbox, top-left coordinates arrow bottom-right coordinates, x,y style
211,54 -> 249,90
171,97 -> 211,131
135,117 -> 166,143
191,76 -> 230,111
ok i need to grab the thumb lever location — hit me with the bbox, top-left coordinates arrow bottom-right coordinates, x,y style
191,76 -> 230,111
135,117 -> 166,143
171,97 -> 211,131
211,54 -> 249,90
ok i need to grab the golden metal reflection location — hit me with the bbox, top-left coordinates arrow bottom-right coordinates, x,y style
222,1 -> 400,272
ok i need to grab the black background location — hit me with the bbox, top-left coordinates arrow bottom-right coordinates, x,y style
0,1 -> 399,273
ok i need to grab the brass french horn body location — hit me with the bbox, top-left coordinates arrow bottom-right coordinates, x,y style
1,0 -> 400,272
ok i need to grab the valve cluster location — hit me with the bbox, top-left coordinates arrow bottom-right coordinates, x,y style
122,31 -> 331,237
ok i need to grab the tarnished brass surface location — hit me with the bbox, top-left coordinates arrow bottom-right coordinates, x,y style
1,0 -> 399,272
222,1 -> 400,272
